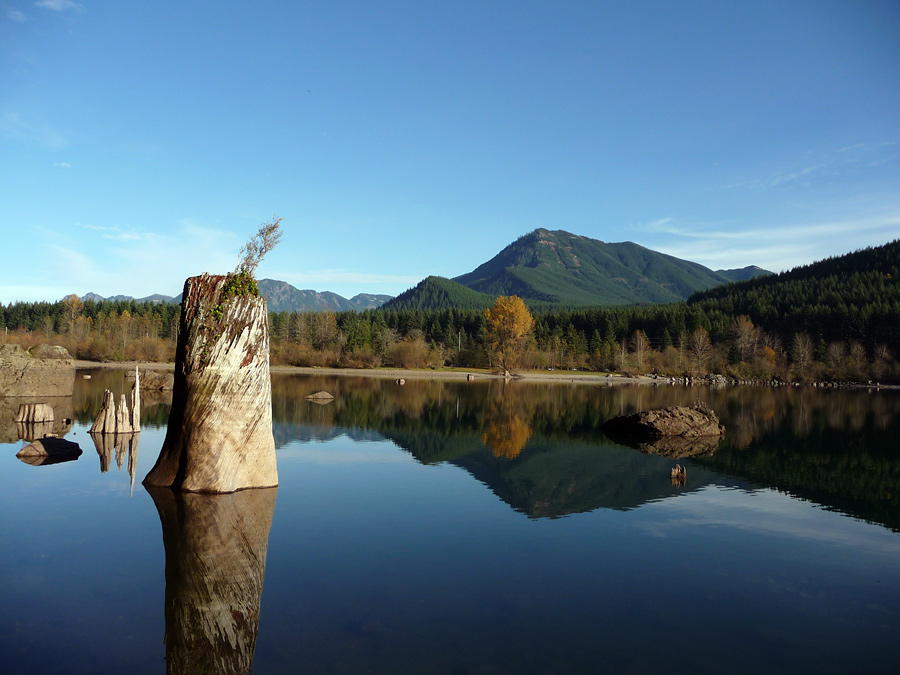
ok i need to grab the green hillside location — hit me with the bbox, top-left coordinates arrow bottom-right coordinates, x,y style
381,276 -> 498,312
688,239 -> 900,348
453,228 -> 731,306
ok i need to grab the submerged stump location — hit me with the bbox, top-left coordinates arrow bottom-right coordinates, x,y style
144,273 -> 278,493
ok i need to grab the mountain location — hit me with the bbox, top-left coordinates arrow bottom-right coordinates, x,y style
451,228 -> 746,306
82,291 -> 178,304
347,292 -> 395,311
256,279 -> 391,312
381,276 -> 498,312
81,279 -> 392,313
716,265 -> 771,283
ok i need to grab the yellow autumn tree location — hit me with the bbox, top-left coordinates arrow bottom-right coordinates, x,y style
484,295 -> 534,373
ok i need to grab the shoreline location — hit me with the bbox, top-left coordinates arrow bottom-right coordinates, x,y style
74,360 -> 652,385
73,360 -> 899,389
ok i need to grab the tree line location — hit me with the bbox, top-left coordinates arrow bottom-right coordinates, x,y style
2,289 -> 897,382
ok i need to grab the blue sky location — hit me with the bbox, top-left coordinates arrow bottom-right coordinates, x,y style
1,1 -> 898,303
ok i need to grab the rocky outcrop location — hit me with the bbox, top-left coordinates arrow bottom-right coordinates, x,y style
603,402 -> 725,439
0,344 -> 75,397
144,273 -> 278,493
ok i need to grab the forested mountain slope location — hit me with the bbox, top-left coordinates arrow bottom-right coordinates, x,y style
452,228 -> 737,306
381,276 -> 497,312
688,239 -> 900,347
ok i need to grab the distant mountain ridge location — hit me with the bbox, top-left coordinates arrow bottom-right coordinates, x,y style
382,228 -> 768,310
80,278 -> 392,313
452,228 -> 769,306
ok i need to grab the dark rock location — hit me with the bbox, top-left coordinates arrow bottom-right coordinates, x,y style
16,437 -> 82,466
603,402 -> 725,439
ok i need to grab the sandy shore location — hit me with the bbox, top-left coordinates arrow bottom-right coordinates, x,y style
74,360 -> 651,386
74,360 -> 897,389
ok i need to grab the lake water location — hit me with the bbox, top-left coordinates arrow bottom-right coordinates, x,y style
1,370 -> 899,674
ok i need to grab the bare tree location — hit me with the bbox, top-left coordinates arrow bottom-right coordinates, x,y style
628,329 -> 650,371
791,332 -> 814,377
235,215 -> 283,277
689,327 -> 713,374
731,315 -> 757,362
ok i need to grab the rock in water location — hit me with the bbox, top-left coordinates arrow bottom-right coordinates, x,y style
602,402 -> 725,438
143,273 -> 278,493
16,437 -> 82,466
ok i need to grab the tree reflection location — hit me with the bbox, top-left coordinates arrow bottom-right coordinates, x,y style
481,384 -> 533,459
147,486 -> 277,675
482,413 -> 532,459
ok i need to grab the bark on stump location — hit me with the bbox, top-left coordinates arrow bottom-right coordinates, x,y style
144,273 -> 278,493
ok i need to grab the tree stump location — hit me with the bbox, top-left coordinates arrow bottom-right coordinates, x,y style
90,368 -> 141,434
144,273 -> 278,493
14,403 -> 55,423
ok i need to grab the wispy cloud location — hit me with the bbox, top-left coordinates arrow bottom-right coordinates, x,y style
53,161 -> 71,168
723,142 -> 897,191
34,0 -> 83,11
0,111 -> 66,148
7,8 -> 26,21
633,209 -> 900,272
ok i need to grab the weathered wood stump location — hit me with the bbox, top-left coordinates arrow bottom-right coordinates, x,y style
90,368 -> 141,434
14,403 -> 55,423
144,273 -> 278,493
148,486 -> 277,675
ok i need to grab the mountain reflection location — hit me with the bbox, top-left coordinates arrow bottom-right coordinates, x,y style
147,487 -> 277,675
269,375 -> 900,529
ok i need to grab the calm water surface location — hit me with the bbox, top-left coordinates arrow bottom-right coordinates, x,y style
1,370 -> 899,674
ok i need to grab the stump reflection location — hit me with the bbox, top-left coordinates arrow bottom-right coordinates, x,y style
148,486 -> 277,675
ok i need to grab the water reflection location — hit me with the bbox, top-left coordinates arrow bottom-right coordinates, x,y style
269,375 -> 900,529
90,432 -> 140,494
147,487 -> 277,675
